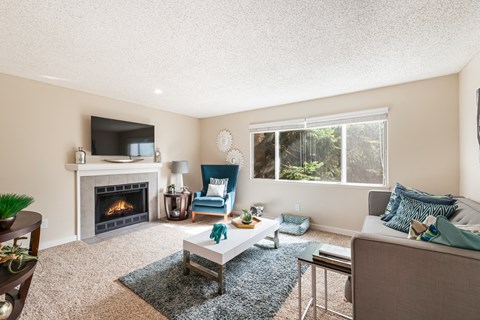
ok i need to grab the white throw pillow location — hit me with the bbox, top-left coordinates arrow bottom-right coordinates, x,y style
210,177 -> 229,197
206,183 -> 225,197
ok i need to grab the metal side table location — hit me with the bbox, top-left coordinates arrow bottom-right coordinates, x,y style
297,243 -> 352,320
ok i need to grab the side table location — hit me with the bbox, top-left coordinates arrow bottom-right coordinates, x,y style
164,192 -> 191,220
297,243 -> 352,320
0,211 -> 42,319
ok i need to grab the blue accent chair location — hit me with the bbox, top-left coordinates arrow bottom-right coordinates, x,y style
192,164 -> 240,222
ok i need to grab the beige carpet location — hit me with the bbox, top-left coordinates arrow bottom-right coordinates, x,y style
21,217 -> 352,320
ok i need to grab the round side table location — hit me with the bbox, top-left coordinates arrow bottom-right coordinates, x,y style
164,192 -> 191,220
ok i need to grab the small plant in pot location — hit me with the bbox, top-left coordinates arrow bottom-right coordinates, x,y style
241,209 -> 253,225
0,194 -> 34,230
167,184 -> 176,193
0,237 -> 38,274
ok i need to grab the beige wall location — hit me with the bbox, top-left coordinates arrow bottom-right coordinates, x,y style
0,71 -> 462,244
200,75 -> 459,232
0,73 -> 201,245
459,52 -> 480,202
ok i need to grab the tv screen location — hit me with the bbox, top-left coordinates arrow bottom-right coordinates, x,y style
91,116 -> 155,157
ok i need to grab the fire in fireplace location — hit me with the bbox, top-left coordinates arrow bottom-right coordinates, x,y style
95,183 -> 149,234
106,200 -> 134,217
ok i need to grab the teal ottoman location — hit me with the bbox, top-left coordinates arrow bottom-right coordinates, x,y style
276,214 -> 310,235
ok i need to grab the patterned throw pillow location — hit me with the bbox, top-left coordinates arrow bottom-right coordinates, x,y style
381,183 -> 455,222
385,195 -> 457,233
210,178 -> 229,197
407,215 -> 437,239
382,183 -> 408,221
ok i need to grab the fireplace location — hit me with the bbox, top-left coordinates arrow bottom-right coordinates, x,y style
95,182 -> 149,234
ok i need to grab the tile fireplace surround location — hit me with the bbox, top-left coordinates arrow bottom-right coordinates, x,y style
65,163 -> 162,239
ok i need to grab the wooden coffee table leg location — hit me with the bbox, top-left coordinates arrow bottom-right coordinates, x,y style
218,264 -> 225,294
183,250 -> 190,275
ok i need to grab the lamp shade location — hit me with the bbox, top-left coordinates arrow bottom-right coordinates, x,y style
171,160 -> 189,174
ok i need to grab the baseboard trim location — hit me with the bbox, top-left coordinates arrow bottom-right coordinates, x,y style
39,235 -> 77,250
309,223 -> 357,237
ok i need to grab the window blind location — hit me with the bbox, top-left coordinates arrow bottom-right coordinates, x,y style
249,118 -> 305,133
305,107 -> 388,129
249,107 -> 388,132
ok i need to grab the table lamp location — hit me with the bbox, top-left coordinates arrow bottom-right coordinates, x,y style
171,160 -> 189,189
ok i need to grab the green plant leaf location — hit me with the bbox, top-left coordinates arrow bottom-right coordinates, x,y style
0,194 -> 34,219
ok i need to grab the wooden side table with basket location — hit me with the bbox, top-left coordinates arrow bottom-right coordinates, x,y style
0,211 -> 42,319
164,192 -> 191,220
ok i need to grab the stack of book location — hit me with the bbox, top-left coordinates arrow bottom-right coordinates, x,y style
312,243 -> 352,269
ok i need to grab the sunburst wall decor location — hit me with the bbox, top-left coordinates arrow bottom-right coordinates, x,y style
216,129 -> 233,152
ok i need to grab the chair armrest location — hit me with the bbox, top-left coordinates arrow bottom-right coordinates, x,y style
352,232 -> 480,320
193,191 -> 202,199
368,190 -> 391,216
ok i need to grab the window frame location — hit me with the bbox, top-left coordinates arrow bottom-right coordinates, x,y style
250,110 -> 388,187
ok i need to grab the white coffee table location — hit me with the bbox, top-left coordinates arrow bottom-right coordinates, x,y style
183,217 -> 280,294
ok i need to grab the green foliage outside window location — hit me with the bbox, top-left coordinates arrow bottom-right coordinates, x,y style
252,120 -> 386,185
279,127 -> 342,182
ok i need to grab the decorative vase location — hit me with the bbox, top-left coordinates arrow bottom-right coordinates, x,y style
154,149 -> 161,163
75,147 -> 86,164
0,216 -> 16,230
241,210 -> 253,224
0,295 -> 12,320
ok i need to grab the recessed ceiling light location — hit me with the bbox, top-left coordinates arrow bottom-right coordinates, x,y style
154,89 -> 163,95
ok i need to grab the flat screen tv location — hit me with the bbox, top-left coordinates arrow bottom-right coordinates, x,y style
91,116 -> 155,157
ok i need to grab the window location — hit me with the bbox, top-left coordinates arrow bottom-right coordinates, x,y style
279,127 -> 342,182
250,108 -> 387,185
253,132 -> 275,179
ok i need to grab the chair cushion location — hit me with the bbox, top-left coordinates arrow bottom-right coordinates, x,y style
362,216 -> 407,238
193,196 -> 225,208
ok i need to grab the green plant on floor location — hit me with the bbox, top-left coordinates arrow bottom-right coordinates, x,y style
0,194 -> 34,219
241,209 -> 253,224
0,237 -> 38,274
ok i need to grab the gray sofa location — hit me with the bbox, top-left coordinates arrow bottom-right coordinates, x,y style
351,190 -> 480,320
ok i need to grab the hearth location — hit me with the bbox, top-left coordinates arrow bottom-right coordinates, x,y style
95,182 -> 149,234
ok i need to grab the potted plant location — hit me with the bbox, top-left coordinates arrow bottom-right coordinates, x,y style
241,209 -> 253,225
0,194 -> 34,230
167,184 -> 176,193
0,238 -> 38,273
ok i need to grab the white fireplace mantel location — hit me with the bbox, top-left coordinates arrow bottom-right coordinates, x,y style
66,162 -> 163,240
65,162 -> 163,176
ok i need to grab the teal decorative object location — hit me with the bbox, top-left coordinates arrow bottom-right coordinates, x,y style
210,223 -> 227,244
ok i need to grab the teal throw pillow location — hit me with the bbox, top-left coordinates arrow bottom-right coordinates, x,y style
385,195 -> 457,233
381,183 -> 455,222
382,183 -> 406,220
429,216 -> 480,251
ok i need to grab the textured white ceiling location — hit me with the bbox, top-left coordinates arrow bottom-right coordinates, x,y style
1,1 -> 480,118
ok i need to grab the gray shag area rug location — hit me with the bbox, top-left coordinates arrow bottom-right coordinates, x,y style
119,241 -> 309,320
